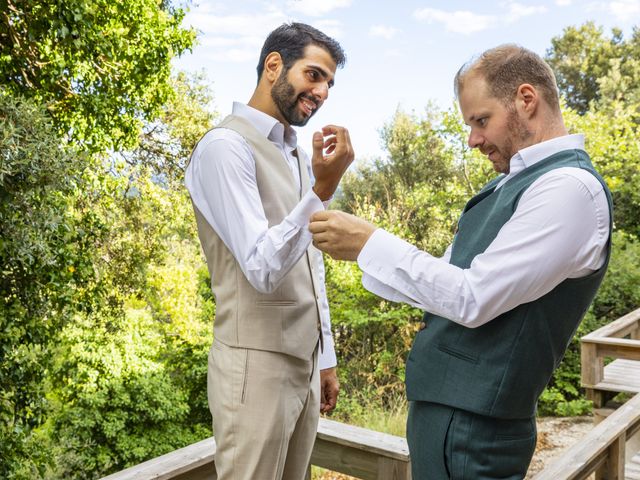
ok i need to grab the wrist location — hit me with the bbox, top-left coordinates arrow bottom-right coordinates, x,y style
313,184 -> 334,202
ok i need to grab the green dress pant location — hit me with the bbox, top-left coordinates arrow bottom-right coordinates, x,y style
407,401 -> 537,479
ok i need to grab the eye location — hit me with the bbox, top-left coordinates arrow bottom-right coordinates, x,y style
308,70 -> 319,81
477,117 -> 487,127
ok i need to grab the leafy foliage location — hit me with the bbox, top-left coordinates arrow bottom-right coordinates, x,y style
0,91 -> 88,478
0,0 -> 195,152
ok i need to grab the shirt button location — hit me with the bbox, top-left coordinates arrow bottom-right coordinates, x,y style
419,322 -> 427,331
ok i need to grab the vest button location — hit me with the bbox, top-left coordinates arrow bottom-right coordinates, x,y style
419,321 -> 427,330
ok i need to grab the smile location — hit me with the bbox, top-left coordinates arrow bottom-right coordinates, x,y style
299,97 -> 317,116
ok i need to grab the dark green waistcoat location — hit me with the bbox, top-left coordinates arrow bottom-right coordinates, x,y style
405,149 -> 613,419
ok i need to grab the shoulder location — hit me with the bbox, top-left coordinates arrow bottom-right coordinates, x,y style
532,166 -> 605,200
192,127 -> 253,165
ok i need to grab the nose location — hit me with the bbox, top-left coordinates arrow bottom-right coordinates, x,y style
468,129 -> 482,149
312,82 -> 329,101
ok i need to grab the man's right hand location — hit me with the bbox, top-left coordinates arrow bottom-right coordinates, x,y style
311,125 -> 354,201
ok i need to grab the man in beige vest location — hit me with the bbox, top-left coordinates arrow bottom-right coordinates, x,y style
185,23 -> 353,480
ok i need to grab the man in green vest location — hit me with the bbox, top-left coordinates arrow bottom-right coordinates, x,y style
186,23 -> 353,480
309,44 -> 612,479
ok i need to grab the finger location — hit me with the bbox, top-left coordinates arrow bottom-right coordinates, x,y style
310,211 -> 330,223
323,135 -> 336,149
312,131 -> 323,158
311,232 -> 330,244
322,125 -> 349,144
321,124 -> 340,136
308,222 -> 328,235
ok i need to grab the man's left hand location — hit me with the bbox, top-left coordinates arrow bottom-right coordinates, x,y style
309,210 -> 376,261
319,367 -> 339,414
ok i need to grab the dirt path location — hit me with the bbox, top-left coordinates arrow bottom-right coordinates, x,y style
526,415 -> 594,478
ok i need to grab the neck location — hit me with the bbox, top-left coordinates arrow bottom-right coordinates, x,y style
522,111 -> 568,150
247,86 -> 289,128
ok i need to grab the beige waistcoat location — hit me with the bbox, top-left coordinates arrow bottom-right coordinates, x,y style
191,115 -> 323,360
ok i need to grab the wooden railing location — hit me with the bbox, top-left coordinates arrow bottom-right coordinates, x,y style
531,392 -> 640,480
534,308 -> 640,480
581,307 -> 640,408
102,308 -> 640,480
101,417 -> 411,480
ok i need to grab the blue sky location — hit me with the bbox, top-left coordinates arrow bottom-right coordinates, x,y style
173,0 -> 640,159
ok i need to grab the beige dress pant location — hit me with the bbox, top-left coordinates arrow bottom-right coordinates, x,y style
208,338 -> 320,480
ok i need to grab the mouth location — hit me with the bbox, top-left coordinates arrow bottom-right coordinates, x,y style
481,146 -> 497,161
298,96 -> 317,116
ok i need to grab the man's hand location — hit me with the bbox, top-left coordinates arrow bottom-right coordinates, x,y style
319,367 -> 339,414
309,210 -> 376,261
311,125 -> 354,201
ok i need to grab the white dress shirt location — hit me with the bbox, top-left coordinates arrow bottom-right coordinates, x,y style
185,102 -> 336,369
358,134 -> 610,328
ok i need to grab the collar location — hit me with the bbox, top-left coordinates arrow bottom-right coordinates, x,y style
231,102 -> 298,152
503,134 -> 586,183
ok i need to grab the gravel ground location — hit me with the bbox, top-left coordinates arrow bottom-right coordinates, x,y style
315,416 -> 595,480
526,415 -> 594,478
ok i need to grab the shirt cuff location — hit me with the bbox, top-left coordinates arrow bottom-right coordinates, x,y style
288,189 -> 326,227
357,228 -> 414,274
318,334 -> 337,370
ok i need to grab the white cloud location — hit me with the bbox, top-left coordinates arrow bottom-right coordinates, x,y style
556,0 -> 572,5
503,2 -> 548,23
414,8 -> 496,34
414,3 -> 549,34
369,24 -> 398,39
199,35 -> 265,49
311,19 -> 345,38
587,0 -> 640,20
205,48 -> 259,63
609,0 -> 640,20
181,8 -> 290,64
286,0 -> 352,17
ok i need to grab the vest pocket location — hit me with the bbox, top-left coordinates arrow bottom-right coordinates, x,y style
255,300 -> 297,306
437,343 -> 479,364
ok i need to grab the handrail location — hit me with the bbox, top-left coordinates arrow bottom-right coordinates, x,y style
581,307 -> 640,407
532,393 -> 640,480
100,417 -> 411,480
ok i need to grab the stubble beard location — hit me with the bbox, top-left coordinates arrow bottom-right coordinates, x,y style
271,70 -> 315,127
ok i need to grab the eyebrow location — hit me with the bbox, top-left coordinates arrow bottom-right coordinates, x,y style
309,64 -> 335,88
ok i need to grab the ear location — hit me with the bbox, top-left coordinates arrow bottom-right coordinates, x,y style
516,83 -> 538,118
263,51 -> 284,84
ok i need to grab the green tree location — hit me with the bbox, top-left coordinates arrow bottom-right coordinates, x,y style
1,0 -> 197,475
42,71 -> 217,478
546,22 -> 640,116
0,0 -> 195,152
0,91 -> 88,478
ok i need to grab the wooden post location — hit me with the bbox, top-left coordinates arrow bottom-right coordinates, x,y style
607,435 -> 625,480
377,457 -> 411,480
581,340 -> 604,407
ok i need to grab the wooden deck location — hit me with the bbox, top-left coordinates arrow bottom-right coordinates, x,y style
581,308 -> 640,408
596,359 -> 640,395
628,451 -> 640,480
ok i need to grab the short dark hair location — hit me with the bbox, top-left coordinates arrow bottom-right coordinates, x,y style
454,44 -> 560,110
256,22 -> 346,81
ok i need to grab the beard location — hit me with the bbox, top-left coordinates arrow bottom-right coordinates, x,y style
271,70 -> 317,127
490,108 -> 533,173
